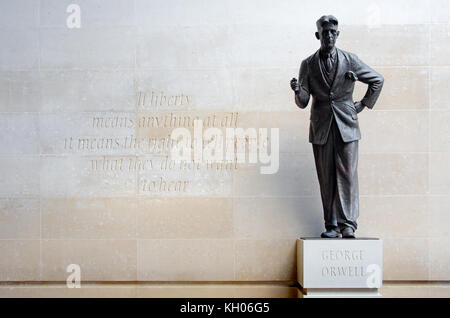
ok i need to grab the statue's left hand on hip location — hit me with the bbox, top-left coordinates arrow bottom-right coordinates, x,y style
354,101 -> 365,113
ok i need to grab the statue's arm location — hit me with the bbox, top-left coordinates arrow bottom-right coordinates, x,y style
293,60 -> 310,109
352,54 -> 384,110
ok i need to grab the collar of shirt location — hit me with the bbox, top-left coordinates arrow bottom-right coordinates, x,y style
319,47 -> 337,61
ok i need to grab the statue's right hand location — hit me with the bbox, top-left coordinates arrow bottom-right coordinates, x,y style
290,78 -> 299,91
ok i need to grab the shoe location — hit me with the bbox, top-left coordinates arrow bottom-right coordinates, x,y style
342,227 -> 355,238
321,229 -> 341,238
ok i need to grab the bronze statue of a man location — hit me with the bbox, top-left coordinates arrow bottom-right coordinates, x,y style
290,15 -> 384,238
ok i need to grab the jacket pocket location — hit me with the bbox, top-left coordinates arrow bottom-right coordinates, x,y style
343,102 -> 356,111
343,102 -> 358,120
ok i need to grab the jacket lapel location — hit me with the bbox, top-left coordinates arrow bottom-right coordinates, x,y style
313,49 -> 331,90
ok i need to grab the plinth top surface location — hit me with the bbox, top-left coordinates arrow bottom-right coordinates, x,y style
299,237 -> 380,240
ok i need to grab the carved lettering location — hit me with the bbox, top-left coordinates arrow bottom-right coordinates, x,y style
136,91 -> 192,108
321,249 -> 364,261
321,266 -> 366,277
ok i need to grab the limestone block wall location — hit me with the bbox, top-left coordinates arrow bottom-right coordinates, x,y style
0,0 -> 448,284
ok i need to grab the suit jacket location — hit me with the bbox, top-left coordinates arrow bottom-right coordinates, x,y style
295,47 -> 384,145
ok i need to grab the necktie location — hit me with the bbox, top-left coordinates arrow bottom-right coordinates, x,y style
326,53 -> 333,73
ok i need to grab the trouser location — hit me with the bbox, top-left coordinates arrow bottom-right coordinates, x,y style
312,116 -> 359,231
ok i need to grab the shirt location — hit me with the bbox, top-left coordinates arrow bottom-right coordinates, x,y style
319,48 -> 337,87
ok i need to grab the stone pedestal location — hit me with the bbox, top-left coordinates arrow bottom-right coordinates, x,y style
297,238 -> 383,298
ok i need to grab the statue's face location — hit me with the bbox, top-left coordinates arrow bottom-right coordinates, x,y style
315,24 -> 339,50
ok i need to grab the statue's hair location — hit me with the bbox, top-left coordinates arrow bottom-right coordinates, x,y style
316,15 -> 338,30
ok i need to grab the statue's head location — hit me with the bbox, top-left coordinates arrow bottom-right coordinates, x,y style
315,15 -> 339,51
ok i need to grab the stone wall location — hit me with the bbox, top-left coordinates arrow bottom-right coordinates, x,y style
0,0 -> 448,284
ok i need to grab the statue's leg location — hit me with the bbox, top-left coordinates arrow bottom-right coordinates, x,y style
312,119 -> 338,232
333,135 -> 359,231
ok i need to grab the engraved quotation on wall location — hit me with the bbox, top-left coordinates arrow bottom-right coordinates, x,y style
56,90 -> 245,195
